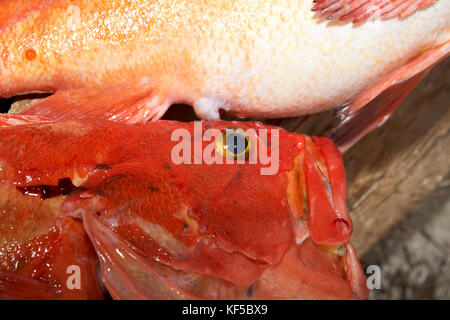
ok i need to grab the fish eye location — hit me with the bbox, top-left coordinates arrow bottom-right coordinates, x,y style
217,129 -> 250,160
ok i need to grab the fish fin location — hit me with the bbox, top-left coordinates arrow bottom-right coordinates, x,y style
82,212 -> 191,299
0,272 -> 59,300
0,114 -> 50,127
17,86 -> 172,123
312,0 -> 437,22
331,41 -> 450,152
82,211 -> 246,299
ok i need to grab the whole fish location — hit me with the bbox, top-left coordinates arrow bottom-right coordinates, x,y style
0,114 -> 368,299
0,0 -> 449,150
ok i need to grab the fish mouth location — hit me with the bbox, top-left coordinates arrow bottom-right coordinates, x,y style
258,160 -> 368,299
269,139 -> 370,299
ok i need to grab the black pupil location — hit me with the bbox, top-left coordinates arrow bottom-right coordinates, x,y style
225,132 -> 248,155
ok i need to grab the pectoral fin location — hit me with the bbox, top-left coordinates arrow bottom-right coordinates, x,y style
332,41 -> 450,152
16,86 -> 172,123
82,211 -> 249,300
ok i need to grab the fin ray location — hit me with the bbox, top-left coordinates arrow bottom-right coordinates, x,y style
332,41 -> 450,152
312,0 -> 437,22
16,86 -> 171,123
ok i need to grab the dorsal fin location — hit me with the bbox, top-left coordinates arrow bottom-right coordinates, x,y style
312,0 -> 437,23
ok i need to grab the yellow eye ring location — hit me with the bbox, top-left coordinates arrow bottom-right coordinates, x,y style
216,128 -> 251,160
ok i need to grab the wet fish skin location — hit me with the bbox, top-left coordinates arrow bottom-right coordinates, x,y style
0,115 -> 368,299
0,0 -> 448,122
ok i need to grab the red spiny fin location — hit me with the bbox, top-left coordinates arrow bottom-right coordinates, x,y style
82,212 -> 196,299
332,40 -> 450,152
312,0 -> 437,22
17,86 -> 172,123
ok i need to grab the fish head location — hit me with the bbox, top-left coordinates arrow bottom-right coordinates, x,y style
0,119 -> 368,299
51,120 -> 368,299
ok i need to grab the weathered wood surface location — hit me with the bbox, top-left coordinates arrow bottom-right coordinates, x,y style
281,57 -> 450,255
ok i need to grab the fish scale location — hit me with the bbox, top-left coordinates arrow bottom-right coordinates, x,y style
0,0 -> 448,133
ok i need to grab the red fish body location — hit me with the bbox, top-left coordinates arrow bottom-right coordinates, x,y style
0,115 -> 368,299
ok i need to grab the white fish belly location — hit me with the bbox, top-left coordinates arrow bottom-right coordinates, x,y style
188,0 -> 450,118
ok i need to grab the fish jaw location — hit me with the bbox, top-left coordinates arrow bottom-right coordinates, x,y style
287,136 -> 353,246
277,135 -> 368,300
